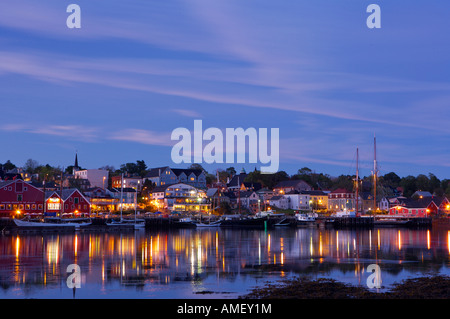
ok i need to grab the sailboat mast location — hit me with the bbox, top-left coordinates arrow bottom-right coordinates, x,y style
356,148 -> 359,216
60,167 -> 64,218
373,134 -> 378,213
120,173 -> 124,221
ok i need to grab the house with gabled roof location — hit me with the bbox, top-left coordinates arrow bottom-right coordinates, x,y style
273,180 -> 312,194
45,188 -> 91,217
0,179 -> 43,217
144,166 -> 206,188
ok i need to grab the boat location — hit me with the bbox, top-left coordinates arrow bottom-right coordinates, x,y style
106,173 -> 144,229
373,217 -> 411,227
14,218 -> 91,229
274,217 -> 292,227
333,210 -> 356,218
195,220 -> 222,227
295,213 -> 316,226
254,210 -> 285,218
173,217 -> 197,228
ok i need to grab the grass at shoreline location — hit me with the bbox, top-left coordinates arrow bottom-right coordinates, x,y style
240,275 -> 450,299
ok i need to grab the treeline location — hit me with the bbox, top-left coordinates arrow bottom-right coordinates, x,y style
244,167 -> 450,198
2,159 -> 450,198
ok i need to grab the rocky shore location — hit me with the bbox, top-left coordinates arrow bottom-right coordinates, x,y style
240,275 -> 450,299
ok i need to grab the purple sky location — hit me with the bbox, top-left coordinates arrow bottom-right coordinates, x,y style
1,1 -> 450,179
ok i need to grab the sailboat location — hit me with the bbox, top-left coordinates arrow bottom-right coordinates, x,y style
333,147 -> 361,218
106,173 -> 145,229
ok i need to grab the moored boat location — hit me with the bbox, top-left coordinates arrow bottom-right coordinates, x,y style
14,218 -> 91,229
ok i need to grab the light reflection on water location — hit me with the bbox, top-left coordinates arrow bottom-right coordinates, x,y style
0,226 -> 449,299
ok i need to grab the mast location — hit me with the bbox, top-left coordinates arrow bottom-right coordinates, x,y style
355,147 -> 360,216
60,167 -> 64,218
120,173 -> 124,221
373,134 -> 378,213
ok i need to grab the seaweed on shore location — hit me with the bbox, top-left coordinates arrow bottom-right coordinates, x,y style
240,275 -> 450,299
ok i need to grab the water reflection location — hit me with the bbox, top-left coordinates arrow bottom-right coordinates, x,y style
1,227 -> 450,298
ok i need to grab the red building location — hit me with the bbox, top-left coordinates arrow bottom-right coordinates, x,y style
389,205 -> 427,217
45,189 -> 91,217
0,179 -> 44,218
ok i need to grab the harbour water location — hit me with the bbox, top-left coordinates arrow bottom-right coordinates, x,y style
1,225 -> 449,299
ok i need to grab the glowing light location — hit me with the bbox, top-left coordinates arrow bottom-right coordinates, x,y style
427,230 -> 431,250
15,236 -> 20,258
398,230 -> 402,251
448,231 -> 450,255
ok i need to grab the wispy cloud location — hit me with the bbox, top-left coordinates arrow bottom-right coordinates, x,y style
0,123 -> 98,141
108,129 -> 172,146
171,109 -> 202,118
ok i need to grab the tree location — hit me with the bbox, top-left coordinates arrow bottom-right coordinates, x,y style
400,175 -> 417,197
331,175 -> 354,192
188,163 -> 206,172
383,172 -> 401,188
225,167 -> 236,177
24,159 -> 39,174
3,160 -> 16,171
119,160 -> 148,177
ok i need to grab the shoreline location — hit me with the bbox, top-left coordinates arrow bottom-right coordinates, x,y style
239,275 -> 450,299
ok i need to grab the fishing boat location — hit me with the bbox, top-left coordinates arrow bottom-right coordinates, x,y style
295,213 -> 316,226
333,210 -> 356,218
254,210 -> 285,218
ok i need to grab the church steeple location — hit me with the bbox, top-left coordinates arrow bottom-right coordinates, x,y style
74,152 -> 79,169
73,151 -> 80,175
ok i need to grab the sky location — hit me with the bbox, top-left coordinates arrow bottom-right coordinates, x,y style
1,0 -> 450,179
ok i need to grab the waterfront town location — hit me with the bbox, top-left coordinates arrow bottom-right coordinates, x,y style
0,153 -> 449,224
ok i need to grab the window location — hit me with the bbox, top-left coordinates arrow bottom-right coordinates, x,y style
74,197 -> 79,204
17,194 -> 23,202
15,182 -> 23,193
38,204 -> 43,210
26,204 -> 30,210
0,205 -> 4,210
32,204 -> 36,209
7,204 -> 12,210
19,204 -> 24,210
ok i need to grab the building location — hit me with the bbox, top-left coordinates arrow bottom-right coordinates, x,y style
0,179 -> 43,217
389,201 -> 428,217
379,197 -> 390,211
236,191 -> 260,213
269,195 -> 289,210
74,169 -> 109,189
302,190 -> 328,211
328,188 -> 362,212
144,167 -> 207,188
283,191 -> 311,211
226,169 -> 248,190
149,183 -> 209,213
273,180 -> 312,195
84,187 -> 118,214
107,187 -> 137,211
111,175 -> 143,191
45,188 -> 91,217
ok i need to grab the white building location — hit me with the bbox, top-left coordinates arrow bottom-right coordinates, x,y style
74,169 -> 109,189
284,193 -> 311,210
269,195 -> 289,210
